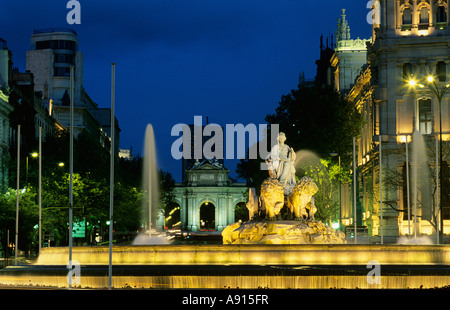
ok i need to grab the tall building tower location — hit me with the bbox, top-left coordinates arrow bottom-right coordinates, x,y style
346,0 -> 450,242
26,28 -> 119,150
181,121 -> 224,183
331,9 -> 371,93
26,29 -> 85,106
0,38 -> 13,190
314,34 -> 335,87
0,38 -> 12,91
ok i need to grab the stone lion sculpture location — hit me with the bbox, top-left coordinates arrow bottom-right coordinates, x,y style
259,178 -> 285,220
286,176 -> 319,220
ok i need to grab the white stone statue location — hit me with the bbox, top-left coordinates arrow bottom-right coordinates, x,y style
265,132 -> 297,195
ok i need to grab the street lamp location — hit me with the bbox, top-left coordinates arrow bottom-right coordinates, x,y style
408,75 -> 450,242
409,79 -> 417,87
25,152 -> 39,187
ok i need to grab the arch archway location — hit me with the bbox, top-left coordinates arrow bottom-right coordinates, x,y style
199,202 -> 215,231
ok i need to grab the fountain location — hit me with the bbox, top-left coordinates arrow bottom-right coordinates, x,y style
132,124 -> 171,245
3,131 -> 450,289
222,132 -> 346,244
397,130 -> 434,242
294,149 -> 322,174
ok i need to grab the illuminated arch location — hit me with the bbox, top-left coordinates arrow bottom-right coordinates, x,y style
199,201 -> 216,230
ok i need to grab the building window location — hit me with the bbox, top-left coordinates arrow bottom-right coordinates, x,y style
54,67 -> 71,77
403,63 -> 413,80
437,61 -> 447,82
36,40 -> 51,50
35,40 -> 77,51
402,8 -> 413,30
420,7 -> 429,23
419,7 -> 429,29
437,5 -> 447,24
418,99 -> 432,134
403,8 -> 412,24
54,54 -> 74,64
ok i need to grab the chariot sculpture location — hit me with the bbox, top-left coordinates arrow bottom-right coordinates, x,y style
225,132 -> 346,244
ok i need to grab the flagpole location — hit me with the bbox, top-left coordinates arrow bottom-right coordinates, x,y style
405,136 -> 411,238
379,135 -> 383,244
353,137 -> 357,244
108,63 -> 116,290
38,126 -> 42,252
14,125 -> 20,265
436,134 -> 440,244
69,65 -> 74,288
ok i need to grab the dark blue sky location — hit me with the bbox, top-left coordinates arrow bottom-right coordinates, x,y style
0,1 -> 371,182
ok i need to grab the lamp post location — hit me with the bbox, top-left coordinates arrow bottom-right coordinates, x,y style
408,76 -> 450,242
23,149 -> 41,252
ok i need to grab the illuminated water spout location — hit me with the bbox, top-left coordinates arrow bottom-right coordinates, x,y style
136,124 -> 163,244
410,131 -> 433,240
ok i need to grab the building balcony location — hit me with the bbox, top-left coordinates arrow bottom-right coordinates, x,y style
436,22 -> 448,30
418,23 -> 429,30
401,24 -> 412,31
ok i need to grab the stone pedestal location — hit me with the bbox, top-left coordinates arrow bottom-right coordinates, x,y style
222,220 -> 346,244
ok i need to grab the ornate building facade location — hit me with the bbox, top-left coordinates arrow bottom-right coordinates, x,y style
331,9 -> 372,93
0,89 -> 12,191
0,39 -> 14,190
338,0 -> 450,242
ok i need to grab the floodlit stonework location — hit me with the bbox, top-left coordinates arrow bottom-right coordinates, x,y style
338,1 -> 450,242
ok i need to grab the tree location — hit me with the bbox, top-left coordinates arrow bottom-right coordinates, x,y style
1,121 -> 178,252
265,84 -> 364,166
0,189 -> 39,256
302,159 -> 340,224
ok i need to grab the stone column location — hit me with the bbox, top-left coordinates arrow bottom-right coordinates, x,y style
227,195 -> 234,225
190,194 -> 198,232
217,194 -> 230,231
180,194 -> 187,231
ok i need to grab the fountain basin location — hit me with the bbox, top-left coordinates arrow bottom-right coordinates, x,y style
1,263 -> 450,289
222,220 -> 346,244
34,244 -> 450,265
2,245 -> 450,289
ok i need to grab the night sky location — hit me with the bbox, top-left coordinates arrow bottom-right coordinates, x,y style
0,1 -> 371,182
